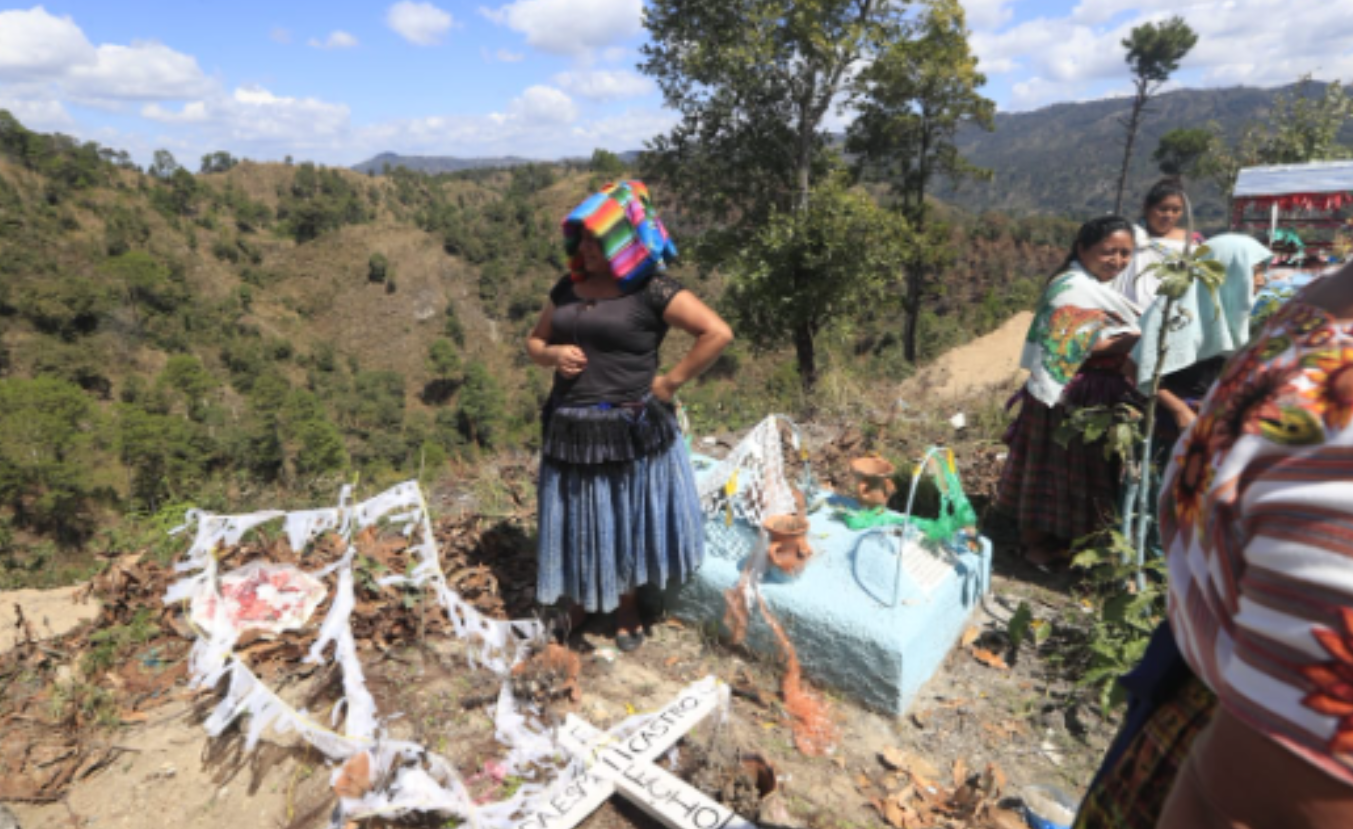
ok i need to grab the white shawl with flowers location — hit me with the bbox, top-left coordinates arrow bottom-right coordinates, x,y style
1020,263 -> 1142,407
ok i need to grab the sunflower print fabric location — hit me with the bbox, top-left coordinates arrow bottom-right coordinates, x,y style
1161,296 -> 1353,786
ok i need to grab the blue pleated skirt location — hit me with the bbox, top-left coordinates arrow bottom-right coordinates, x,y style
536,428 -> 705,613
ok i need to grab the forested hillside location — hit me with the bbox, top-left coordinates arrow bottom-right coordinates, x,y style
0,112 -> 1070,577
937,81 -> 1353,226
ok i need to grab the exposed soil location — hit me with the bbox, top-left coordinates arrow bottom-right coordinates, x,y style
900,312 -> 1032,402
1,586 -> 100,656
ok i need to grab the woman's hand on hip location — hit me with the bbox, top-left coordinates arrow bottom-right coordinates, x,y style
651,374 -> 678,403
552,345 -> 587,378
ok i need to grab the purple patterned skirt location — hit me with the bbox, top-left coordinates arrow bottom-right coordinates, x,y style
996,356 -> 1136,542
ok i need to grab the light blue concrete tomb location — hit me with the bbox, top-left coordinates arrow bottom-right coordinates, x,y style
669,453 -> 992,715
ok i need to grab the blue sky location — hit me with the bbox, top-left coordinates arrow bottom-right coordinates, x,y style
0,1 -> 1350,168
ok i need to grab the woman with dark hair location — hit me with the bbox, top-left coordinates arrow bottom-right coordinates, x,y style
996,216 -> 1142,565
526,181 -> 732,652
1112,178 -> 1206,306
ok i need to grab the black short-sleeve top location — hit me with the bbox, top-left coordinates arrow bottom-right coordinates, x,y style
546,273 -> 685,408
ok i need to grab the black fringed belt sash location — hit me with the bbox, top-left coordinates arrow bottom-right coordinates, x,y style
540,394 -> 679,465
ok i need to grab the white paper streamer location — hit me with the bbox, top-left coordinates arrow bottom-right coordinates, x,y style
163,481 -> 557,828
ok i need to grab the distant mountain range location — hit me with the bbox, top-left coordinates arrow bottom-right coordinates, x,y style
350,150 -> 643,175
935,83 -> 1333,227
355,83 -> 1351,229
350,151 -> 540,175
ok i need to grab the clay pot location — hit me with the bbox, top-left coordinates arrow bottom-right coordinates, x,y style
762,513 -> 812,576
849,456 -> 896,509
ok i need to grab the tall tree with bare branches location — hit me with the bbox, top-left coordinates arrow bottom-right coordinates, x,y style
1113,16 -> 1197,214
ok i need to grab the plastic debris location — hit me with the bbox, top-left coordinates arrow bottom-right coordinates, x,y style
189,561 -> 325,637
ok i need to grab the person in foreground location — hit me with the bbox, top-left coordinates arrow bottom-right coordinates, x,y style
996,215 -> 1141,566
526,180 -> 732,652
1112,179 -> 1205,306
1075,258 -> 1353,828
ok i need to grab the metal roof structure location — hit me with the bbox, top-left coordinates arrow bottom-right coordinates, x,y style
1234,160 -> 1353,198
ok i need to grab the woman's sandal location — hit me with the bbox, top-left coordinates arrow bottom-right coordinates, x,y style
1020,545 -> 1072,573
549,605 -> 590,644
615,629 -> 645,653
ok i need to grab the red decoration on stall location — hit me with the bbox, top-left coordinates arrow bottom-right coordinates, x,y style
1233,191 -> 1353,213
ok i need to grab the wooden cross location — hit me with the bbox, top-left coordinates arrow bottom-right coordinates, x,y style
513,678 -> 758,829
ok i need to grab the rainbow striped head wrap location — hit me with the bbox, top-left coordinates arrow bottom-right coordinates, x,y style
562,180 -> 678,291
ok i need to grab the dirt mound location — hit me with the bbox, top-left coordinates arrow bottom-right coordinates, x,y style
902,312 -> 1032,400
0,585 -> 100,656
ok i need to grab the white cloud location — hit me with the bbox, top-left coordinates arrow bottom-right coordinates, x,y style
270,27 -> 292,44
503,85 -> 577,124
354,97 -> 668,161
309,30 -> 359,49
567,107 -> 677,152
67,42 -> 213,100
0,7 -> 95,80
0,8 -> 210,105
1070,0 -> 1173,27
972,16 -> 1127,86
552,69 -> 652,101
961,0 -> 1014,32
482,0 -> 642,57
979,1 -> 1353,110
0,95 -> 73,131
386,1 -> 453,46
142,100 -> 210,124
481,47 -> 525,62
143,85 -> 351,144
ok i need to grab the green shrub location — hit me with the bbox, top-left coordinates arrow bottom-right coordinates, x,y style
456,360 -> 506,449
368,252 -> 389,283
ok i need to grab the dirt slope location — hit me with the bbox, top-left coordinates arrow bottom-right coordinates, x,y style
0,587 -> 99,656
902,312 -> 1032,401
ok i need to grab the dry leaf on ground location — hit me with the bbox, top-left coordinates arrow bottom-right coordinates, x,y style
880,747 -> 908,771
971,647 -> 1009,670
989,762 -> 1008,793
333,751 -> 371,799
984,807 -> 1028,829
879,748 -> 941,780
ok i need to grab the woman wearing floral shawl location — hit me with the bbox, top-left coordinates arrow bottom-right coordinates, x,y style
996,216 -> 1142,565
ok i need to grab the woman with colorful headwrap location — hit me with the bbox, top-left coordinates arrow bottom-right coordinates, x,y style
526,181 -> 733,652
